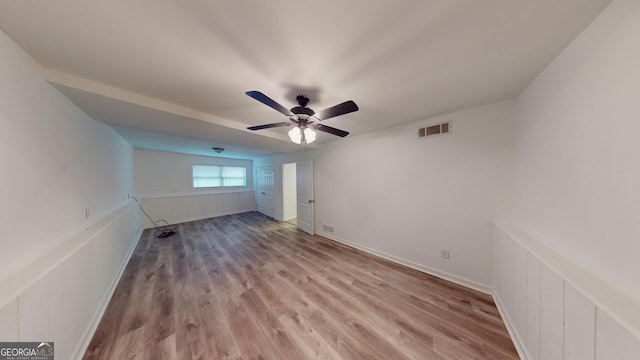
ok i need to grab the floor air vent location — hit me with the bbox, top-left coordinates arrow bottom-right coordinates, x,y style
418,121 -> 451,138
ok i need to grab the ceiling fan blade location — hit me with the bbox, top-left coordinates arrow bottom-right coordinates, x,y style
314,100 -> 359,121
247,122 -> 291,131
246,91 -> 294,116
313,124 -> 350,137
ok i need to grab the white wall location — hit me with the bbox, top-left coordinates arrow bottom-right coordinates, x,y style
134,148 -> 253,198
0,29 -> 134,279
513,0 -> 640,301
493,0 -> 640,358
0,28 -> 140,359
256,100 -> 515,291
134,149 -> 255,227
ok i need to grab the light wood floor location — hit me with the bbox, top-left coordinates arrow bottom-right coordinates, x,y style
84,212 -> 518,359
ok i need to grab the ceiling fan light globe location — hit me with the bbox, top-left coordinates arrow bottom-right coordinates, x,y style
288,127 -> 302,144
304,128 -> 316,144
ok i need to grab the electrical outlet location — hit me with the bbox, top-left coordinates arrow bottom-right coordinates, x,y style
441,250 -> 450,259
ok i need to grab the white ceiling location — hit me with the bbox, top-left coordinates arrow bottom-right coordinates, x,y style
0,0 -> 611,158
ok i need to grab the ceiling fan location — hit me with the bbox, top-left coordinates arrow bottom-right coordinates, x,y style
245,90 -> 358,144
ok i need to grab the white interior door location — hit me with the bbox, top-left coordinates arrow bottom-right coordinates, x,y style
282,163 -> 297,221
296,159 -> 314,235
256,165 -> 274,218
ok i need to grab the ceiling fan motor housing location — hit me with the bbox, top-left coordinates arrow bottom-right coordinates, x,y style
296,94 -> 310,107
291,94 -> 315,119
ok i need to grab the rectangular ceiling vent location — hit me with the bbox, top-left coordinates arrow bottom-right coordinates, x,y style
418,121 -> 451,138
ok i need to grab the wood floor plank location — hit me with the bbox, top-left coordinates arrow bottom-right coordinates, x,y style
84,212 -> 518,360
278,312 -> 344,360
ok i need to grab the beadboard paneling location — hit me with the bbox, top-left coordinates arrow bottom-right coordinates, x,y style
539,264 -> 564,360
596,309 -> 640,360
139,191 -> 255,228
564,283 -> 595,360
493,223 -> 640,360
0,202 -> 141,359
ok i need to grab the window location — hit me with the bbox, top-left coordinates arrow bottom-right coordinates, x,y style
222,166 -> 247,186
192,165 -> 246,188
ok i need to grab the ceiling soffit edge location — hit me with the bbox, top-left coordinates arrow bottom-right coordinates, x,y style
41,67 -> 292,143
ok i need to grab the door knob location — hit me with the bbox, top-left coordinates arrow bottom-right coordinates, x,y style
308,200 -> 315,204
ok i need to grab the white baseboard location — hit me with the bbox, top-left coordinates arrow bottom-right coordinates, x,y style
315,230 -> 492,295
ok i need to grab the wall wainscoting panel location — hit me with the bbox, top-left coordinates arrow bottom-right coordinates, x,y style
0,201 -> 142,360
139,191 -> 256,229
492,223 -> 640,360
